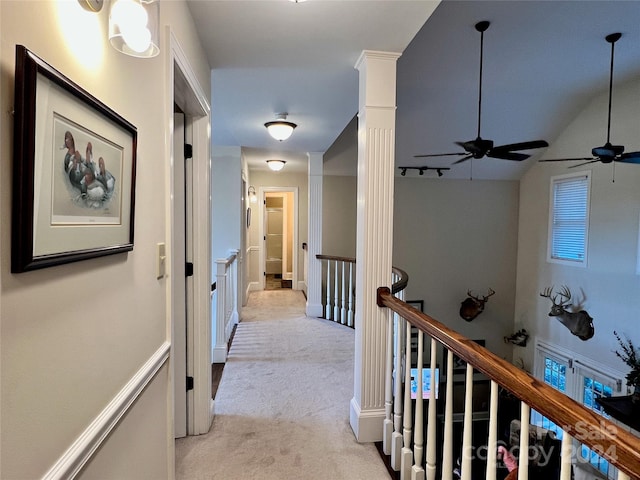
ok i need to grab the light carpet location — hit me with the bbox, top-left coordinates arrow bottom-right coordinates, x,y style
175,289 -> 390,480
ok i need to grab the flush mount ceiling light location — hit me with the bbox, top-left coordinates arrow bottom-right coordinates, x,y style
109,0 -> 159,58
267,160 -> 286,172
264,113 -> 297,141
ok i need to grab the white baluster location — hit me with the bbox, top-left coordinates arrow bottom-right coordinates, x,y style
441,349 -> 454,480
486,380 -> 499,480
383,308 -> 394,455
391,315 -> 404,470
461,364 -> 473,480
560,429 -> 573,480
412,331 -> 425,480
325,259 -> 331,320
340,261 -> 347,324
426,338 -> 438,480
401,321 -> 414,480
333,260 -> 339,321
347,262 -> 354,327
518,404 -> 530,480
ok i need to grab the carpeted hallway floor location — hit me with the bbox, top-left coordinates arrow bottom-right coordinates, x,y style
175,289 -> 390,479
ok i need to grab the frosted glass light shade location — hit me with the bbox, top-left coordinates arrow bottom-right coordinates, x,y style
266,160 -> 286,171
265,121 -> 296,141
109,0 -> 159,58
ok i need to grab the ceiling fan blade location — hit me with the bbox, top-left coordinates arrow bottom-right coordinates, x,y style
618,151 -> 640,164
487,151 -> 530,161
568,160 -> 601,168
539,157 -> 595,163
491,140 -> 549,152
452,154 -> 474,165
414,152 -> 467,158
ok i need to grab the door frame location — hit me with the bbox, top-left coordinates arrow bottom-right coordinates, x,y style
166,27 -> 212,444
258,186 -> 299,290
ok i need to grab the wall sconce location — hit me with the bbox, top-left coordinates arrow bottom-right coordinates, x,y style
77,0 -> 104,12
109,0 -> 159,58
264,113 -> 297,141
266,160 -> 286,172
248,186 -> 257,203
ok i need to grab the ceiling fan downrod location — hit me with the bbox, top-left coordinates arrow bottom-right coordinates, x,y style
475,21 -> 490,140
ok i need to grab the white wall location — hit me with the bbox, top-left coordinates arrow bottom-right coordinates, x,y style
323,175 -> 357,258
0,1 -> 210,477
212,146 -> 242,261
393,178 -> 520,361
515,78 -> 640,376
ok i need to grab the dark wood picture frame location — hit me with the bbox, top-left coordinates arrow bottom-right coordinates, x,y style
12,45 -> 137,273
447,339 -> 486,374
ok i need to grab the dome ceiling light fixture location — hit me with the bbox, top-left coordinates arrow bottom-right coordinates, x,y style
266,160 -> 286,172
265,113 -> 297,141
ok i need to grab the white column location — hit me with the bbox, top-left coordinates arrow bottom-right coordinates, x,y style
350,50 -> 401,442
306,152 -> 324,317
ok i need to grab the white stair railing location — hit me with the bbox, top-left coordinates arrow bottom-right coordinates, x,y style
377,287 -> 640,480
212,249 -> 239,363
316,255 -> 356,326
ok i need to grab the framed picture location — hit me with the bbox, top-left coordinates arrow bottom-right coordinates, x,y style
12,45 -> 137,272
448,339 -> 486,374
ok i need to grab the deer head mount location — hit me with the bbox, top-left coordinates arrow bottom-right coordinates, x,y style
540,286 -> 594,341
459,288 -> 495,322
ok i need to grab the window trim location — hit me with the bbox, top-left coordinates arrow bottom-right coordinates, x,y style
547,171 -> 591,267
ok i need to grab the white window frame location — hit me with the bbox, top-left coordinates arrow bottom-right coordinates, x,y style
533,340 -> 626,479
547,171 -> 591,267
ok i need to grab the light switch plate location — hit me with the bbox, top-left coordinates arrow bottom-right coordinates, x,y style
157,243 -> 166,279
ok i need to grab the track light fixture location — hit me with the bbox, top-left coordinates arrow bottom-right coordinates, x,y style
265,113 -> 297,141
398,166 -> 450,177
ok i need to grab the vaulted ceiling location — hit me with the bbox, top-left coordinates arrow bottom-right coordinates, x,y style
187,0 -> 640,179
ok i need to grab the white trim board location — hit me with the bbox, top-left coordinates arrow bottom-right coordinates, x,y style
42,342 -> 170,480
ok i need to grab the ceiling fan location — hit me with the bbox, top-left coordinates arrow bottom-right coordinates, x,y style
540,32 -> 640,168
414,21 -> 548,165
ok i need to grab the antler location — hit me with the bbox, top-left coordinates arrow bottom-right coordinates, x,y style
540,285 -> 572,307
558,285 -> 572,306
485,288 -> 496,300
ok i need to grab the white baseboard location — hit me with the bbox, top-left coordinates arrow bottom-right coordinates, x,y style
212,345 -> 227,363
297,281 -> 307,293
42,342 -> 170,480
349,397 -> 385,443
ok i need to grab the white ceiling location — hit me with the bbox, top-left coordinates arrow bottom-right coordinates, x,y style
186,0 -> 640,179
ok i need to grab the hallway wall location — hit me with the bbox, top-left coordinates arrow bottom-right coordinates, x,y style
0,1 -> 210,478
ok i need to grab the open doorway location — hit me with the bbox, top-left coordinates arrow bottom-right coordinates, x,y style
259,187 -> 298,291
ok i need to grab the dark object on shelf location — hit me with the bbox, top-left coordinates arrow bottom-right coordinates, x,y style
504,329 -> 529,346
596,395 -> 640,431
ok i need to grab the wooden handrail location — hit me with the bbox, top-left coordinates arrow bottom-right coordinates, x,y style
315,255 -> 408,295
316,254 -> 355,263
377,286 -> 640,479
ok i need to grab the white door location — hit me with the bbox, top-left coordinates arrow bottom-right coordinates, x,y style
173,112 -> 187,438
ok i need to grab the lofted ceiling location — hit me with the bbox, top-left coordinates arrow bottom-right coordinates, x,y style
187,0 -> 640,180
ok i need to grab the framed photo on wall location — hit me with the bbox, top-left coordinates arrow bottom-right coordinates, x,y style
11,45 -> 137,272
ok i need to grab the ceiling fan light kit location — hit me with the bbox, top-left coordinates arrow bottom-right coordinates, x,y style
413,20 -> 549,166
539,32 -> 640,168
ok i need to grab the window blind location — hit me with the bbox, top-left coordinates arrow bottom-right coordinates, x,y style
550,174 -> 589,262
